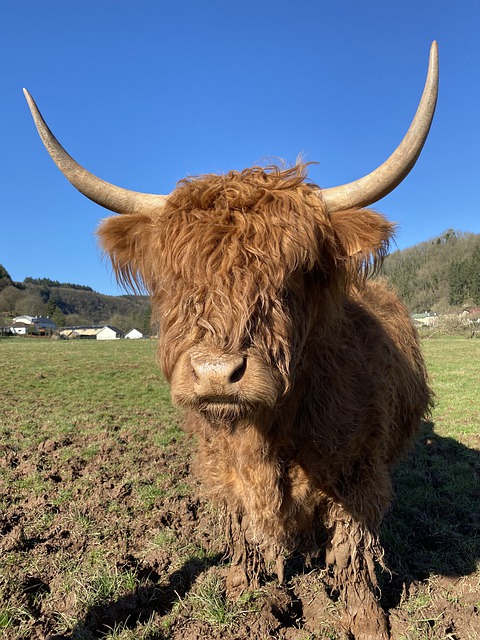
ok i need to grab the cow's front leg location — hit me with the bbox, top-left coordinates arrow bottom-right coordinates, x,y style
323,475 -> 391,640
326,513 -> 388,639
224,509 -> 270,595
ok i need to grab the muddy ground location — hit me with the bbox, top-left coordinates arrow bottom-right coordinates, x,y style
1,414 -> 479,640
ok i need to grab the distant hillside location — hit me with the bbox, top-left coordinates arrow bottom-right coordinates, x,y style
0,271 -> 150,334
381,230 -> 480,313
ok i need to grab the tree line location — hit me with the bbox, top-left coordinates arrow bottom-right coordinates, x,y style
23,277 -> 94,292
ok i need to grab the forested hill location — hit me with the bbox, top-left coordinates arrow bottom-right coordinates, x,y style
1,229 -> 479,327
380,230 -> 480,313
0,272 -> 150,334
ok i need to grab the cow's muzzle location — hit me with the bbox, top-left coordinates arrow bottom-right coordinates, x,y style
169,348 -> 280,419
190,353 -> 247,397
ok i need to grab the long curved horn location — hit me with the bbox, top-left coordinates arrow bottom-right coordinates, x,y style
23,89 -> 167,215
321,41 -> 438,212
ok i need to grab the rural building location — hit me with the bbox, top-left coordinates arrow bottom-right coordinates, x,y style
461,308 -> 480,324
6,315 -> 57,335
11,315 -> 57,333
32,316 -> 57,331
96,326 -> 123,340
12,315 -> 35,326
59,326 -> 102,339
10,321 -> 28,335
59,325 -> 123,340
411,312 -> 438,327
125,328 -> 144,339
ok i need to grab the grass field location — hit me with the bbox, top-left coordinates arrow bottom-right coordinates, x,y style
0,336 -> 479,639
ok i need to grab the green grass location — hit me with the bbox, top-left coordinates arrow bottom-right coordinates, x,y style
422,336 -> 480,441
0,339 -> 180,448
187,572 -> 260,627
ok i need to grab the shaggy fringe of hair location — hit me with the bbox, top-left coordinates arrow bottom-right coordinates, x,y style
151,163 -> 337,383
98,161 -> 397,395
101,162 -> 393,294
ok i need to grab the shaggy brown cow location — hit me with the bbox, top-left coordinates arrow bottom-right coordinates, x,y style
24,42 -> 438,639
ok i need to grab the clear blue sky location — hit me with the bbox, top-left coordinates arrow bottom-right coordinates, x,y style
1,1 -> 479,296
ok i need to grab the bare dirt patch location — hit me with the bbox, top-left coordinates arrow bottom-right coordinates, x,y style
1,422 -> 479,639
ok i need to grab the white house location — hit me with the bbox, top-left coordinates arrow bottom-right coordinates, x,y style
411,312 -> 438,328
12,315 -> 57,332
125,328 -> 144,340
96,326 -> 123,340
10,322 -> 28,335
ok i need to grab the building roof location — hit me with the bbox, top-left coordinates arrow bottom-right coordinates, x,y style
59,325 -> 124,337
411,312 -> 437,319
13,315 -> 34,324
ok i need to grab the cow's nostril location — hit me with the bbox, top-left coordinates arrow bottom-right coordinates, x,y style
229,358 -> 247,384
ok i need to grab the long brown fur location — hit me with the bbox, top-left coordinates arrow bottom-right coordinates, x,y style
98,163 -> 432,640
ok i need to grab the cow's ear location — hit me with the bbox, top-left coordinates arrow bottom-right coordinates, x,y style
97,213 -> 154,292
329,209 -> 396,270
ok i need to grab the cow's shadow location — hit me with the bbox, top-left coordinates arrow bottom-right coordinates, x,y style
379,420 -> 480,607
55,552 -> 223,639
60,421 -> 479,638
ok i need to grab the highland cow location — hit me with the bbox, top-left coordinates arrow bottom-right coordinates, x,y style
24,42 -> 438,639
